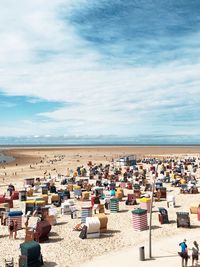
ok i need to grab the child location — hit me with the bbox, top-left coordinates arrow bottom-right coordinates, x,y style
14,220 -> 18,239
9,220 -> 14,239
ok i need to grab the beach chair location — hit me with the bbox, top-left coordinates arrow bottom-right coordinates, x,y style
190,187 -> 199,194
109,183 -> 116,190
180,184 -> 189,194
93,204 -> 104,214
176,212 -> 190,228
132,208 -> 148,231
134,189 -> 141,198
158,208 -> 169,224
27,188 -> 33,197
116,189 -> 123,201
25,229 -> 34,242
34,221 -> 51,242
67,184 -> 73,191
155,181 -> 163,189
125,194 -> 137,205
8,211 -> 23,230
127,182 -> 133,190
50,185 -> 57,194
73,186 -> 82,199
19,240 -> 43,267
154,190 -> 161,202
144,184 -> 152,192
167,195 -> 175,208
96,180 -> 102,187
134,184 -> 140,190
159,187 -> 167,199
190,205 -> 198,214
95,213 -> 108,233
50,194 -> 61,206
19,190 -> 27,201
85,217 -> 100,239
70,206 -> 77,219
41,186 -> 48,195
81,191 -> 90,201
4,258 -> 14,267
91,196 -> 100,207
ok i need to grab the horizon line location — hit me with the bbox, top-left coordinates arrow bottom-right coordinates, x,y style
1,144 -> 200,148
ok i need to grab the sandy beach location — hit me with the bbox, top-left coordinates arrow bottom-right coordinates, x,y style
1,145 -> 200,182
0,146 -> 200,267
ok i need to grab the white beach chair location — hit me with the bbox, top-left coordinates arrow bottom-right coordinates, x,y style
167,195 -> 175,208
70,206 -> 77,219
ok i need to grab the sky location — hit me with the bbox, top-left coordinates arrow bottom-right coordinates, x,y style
0,0 -> 200,142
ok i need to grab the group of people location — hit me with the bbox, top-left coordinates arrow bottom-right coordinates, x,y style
179,239 -> 199,266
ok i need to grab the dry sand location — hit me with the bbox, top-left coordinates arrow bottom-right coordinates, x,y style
1,145 -> 200,183
0,146 -> 200,266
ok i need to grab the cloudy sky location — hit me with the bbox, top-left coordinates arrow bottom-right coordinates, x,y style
0,0 -> 200,141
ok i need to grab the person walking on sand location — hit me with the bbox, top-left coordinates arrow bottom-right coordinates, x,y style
8,220 -> 14,239
191,241 -> 199,266
179,239 -> 189,267
14,220 -> 18,239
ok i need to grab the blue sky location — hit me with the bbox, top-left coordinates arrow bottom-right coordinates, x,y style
0,0 -> 200,140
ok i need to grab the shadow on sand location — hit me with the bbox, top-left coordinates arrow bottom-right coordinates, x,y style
190,224 -> 200,229
44,261 -> 58,267
151,225 -> 162,230
55,221 -> 67,226
118,209 -> 128,213
49,232 -> 59,237
144,253 -> 179,261
100,229 -> 121,238
169,220 -> 176,224
46,237 -> 64,243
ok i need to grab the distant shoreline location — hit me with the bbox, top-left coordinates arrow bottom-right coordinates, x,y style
0,145 -> 200,168
1,144 -> 200,149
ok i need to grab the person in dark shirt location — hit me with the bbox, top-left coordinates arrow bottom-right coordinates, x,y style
9,220 -> 14,239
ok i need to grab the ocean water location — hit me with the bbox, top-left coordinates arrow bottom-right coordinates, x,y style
0,154 -> 15,163
0,135 -> 200,146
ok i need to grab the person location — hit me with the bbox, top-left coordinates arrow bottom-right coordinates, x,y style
7,184 -> 15,196
191,241 -> 199,266
24,216 -> 30,229
179,239 -> 189,266
14,220 -> 18,239
156,189 -> 161,201
179,239 -> 189,267
9,220 -> 14,239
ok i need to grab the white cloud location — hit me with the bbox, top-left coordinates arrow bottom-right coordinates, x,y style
0,1 -> 200,137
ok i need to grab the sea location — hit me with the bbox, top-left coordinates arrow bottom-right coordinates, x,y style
0,135 -> 200,147
0,135 -> 200,163
0,154 -> 15,163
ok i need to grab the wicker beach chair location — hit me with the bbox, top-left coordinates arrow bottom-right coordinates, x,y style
158,207 -> 169,224
176,212 -> 190,228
